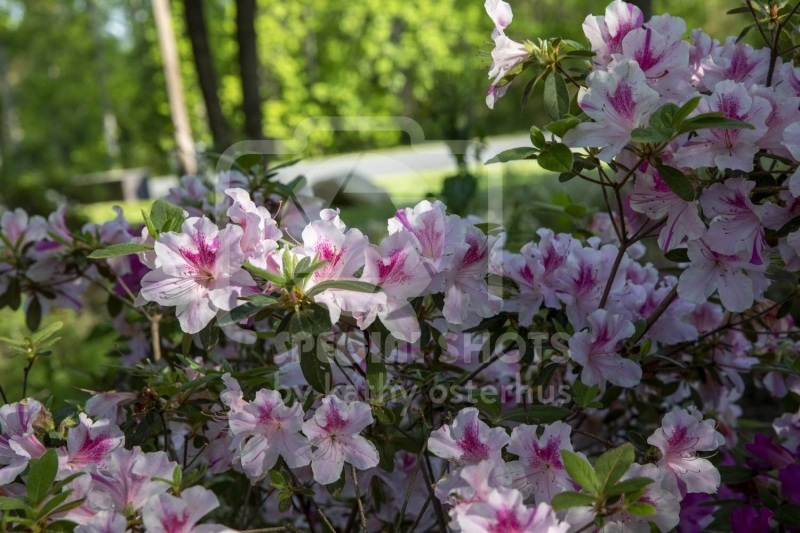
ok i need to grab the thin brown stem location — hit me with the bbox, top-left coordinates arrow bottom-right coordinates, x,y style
350,465 -> 367,532
635,285 -> 679,342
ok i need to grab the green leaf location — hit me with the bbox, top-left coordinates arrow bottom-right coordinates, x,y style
243,262 -> 286,285
561,450 -> 598,493
664,248 -> 690,263
550,491 -> 596,511
630,128 -> 672,144
236,154 -> 263,169
594,443 -> 635,494
718,465 -> 757,484
0,497 -> 28,511
628,502 -> 657,516
649,103 -> 680,130
656,165 -> 695,202
305,280 -> 380,298
199,321 -> 219,351
27,449 -> 58,506
326,471 -> 346,498
537,143 -> 574,173
217,295 -> 279,327
294,257 -> 329,278
777,215 -> 800,238
674,96 -> 702,125
500,405 -> 572,424
31,321 -> 63,344
680,114 -> 755,133
776,504 -> 800,527
565,49 -> 596,57
530,126 -> 547,148
545,117 -> 580,138
26,296 -> 42,332
36,489 -> 72,520
521,68 -> 546,112
149,199 -> 185,231
605,477 -> 654,497
88,243 -> 155,259
485,147 -> 538,165
366,353 -> 387,396
269,470 -> 287,489
544,71 -> 570,121
290,303 -> 333,336
141,210 -> 158,239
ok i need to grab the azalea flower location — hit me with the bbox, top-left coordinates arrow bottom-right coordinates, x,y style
140,217 -> 256,334
484,0 -> 513,37
227,388 -> 311,482
90,447 -> 177,512
225,188 -> 282,269
583,0 -> 644,68
301,395 -> 379,485
388,199 -> 463,275
456,493 -> 569,533
442,224 -> 502,324
677,238 -> 769,312
0,399 -> 47,485
486,36 -> 531,109
428,407 -> 509,465
700,178 -> 766,263
700,37 -> 771,89
58,413 -> 125,472
506,421 -> 576,501
673,80 -> 771,172
563,59 -> 661,161
629,163 -> 706,252
74,510 -> 127,533
568,308 -> 641,388
782,122 -> 800,197
497,248 -> 544,327
647,406 -> 726,495
358,231 -> 429,341
142,486 -> 235,533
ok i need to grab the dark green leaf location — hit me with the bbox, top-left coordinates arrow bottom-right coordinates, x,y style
605,477 -> 654,497
326,471 -> 346,498
544,71 -> 570,121
777,215 -> 800,237
500,405 -> 572,424
199,321 -> 219,351
299,346 -> 332,394
26,296 -> 42,332
88,243 -> 154,259
776,504 -> 800,527
27,449 -> 58,506
269,470 -> 287,489
291,303 -> 333,336
674,97 -> 702,125
595,443 -> 635,494
718,465 -> 757,484
649,103 -> 680,131
680,114 -> 755,133
537,143 -> 574,173
485,147 -> 538,165
656,165 -> 695,202
217,295 -> 279,327
243,262 -> 286,285
630,128 -> 672,144
550,491 -> 596,511
664,248 -> 690,263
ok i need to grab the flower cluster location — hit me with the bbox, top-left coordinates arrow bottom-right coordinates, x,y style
0,0 -> 800,531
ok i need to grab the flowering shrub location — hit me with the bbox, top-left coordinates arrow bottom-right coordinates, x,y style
1,0 -> 800,531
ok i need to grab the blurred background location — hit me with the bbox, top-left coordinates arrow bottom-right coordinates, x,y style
0,0 -> 740,405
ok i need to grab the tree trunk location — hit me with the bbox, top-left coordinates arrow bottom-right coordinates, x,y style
235,0 -> 263,142
152,0 -> 198,174
629,0 -> 652,21
183,0 -> 232,150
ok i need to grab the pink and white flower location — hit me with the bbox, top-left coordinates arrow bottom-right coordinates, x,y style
563,60 -> 661,161
90,447 -> 177,512
227,388 -> 311,482
0,399 -> 47,486
140,217 -> 256,334
673,80 -> 771,172
506,421 -> 576,501
428,407 -> 509,466
301,395 -> 379,485
225,188 -> 282,269
58,413 -> 124,472
568,309 -> 641,388
142,486 -> 234,533
647,406 -> 726,495
700,178 -> 766,263
582,0 -> 644,68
